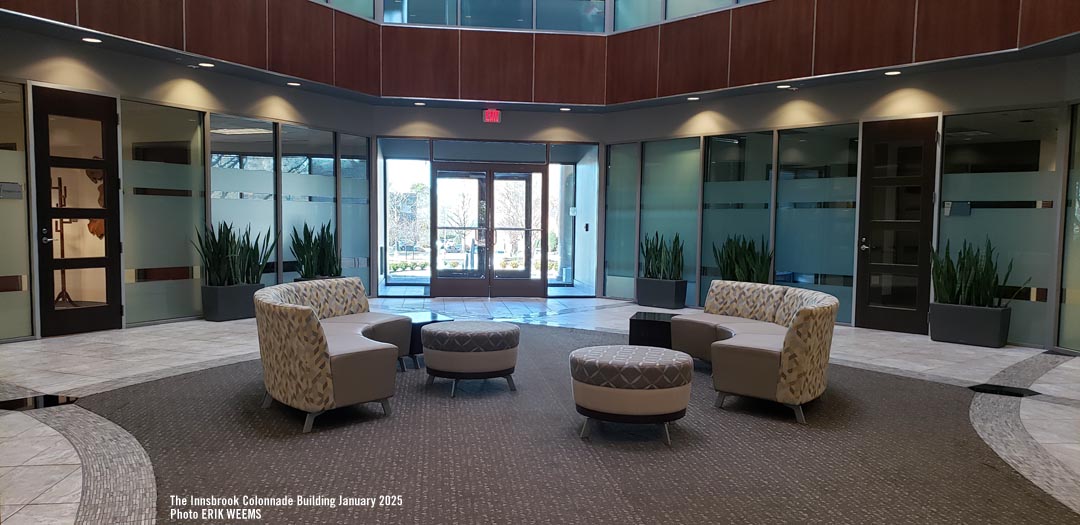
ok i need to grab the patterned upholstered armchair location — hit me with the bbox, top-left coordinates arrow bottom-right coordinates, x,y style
253,278 -> 410,433
671,280 -> 838,423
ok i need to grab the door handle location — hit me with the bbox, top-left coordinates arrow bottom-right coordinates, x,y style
41,236 -> 55,244
859,244 -> 872,252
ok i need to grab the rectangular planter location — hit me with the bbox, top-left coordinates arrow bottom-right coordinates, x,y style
635,278 -> 687,309
202,283 -> 264,322
928,303 -> 1011,348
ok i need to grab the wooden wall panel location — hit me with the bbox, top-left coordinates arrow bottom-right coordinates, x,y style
335,13 -> 381,96
659,10 -> 730,97
606,26 -> 659,104
381,26 -> 459,99
914,0 -> 1020,62
1019,0 -> 1080,47
459,31 -> 533,103
268,0 -> 334,84
814,0 -> 915,75
729,0 -> 814,87
534,34 -> 605,105
0,0 -> 76,24
185,0 -> 268,69
78,0 -> 184,49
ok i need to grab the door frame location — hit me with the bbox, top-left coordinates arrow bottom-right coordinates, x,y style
30,85 -> 124,337
429,161 -> 548,297
853,114 -> 942,333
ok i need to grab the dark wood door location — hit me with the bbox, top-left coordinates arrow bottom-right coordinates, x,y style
855,117 -> 938,334
33,87 -> 122,336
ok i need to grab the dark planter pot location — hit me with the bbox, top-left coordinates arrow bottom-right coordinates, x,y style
928,303 -> 1011,348
202,283 -> 264,322
635,278 -> 688,309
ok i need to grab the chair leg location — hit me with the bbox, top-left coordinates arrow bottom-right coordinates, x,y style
787,404 -> 807,425
380,398 -> 392,417
505,375 -> 517,392
261,391 -> 273,409
450,379 -> 459,398
397,358 -> 406,372
410,355 -> 421,368
302,411 -> 323,434
579,418 -> 592,440
661,423 -> 671,447
714,392 -> 727,409
426,374 -> 435,386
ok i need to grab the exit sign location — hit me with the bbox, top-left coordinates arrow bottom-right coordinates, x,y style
483,108 -> 501,123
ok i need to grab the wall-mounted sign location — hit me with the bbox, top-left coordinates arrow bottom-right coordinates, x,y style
483,108 -> 501,124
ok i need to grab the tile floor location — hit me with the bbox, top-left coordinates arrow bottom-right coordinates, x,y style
0,411 -> 81,524
0,296 -> 1078,523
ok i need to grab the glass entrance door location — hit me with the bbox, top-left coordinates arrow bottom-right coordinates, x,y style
32,87 -> 123,336
429,164 -> 547,297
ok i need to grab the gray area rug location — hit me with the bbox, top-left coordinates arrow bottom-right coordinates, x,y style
78,325 -> 1080,524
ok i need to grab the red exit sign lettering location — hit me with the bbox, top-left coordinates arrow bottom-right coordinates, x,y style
483,109 -> 501,123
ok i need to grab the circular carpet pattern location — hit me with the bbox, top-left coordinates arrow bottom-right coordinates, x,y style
77,324 -> 1079,524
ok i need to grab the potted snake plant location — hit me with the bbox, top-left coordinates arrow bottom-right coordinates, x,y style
929,239 -> 1029,348
193,222 -> 276,322
713,235 -> 772,284
636,231 -> 687,309
290,221 -> 342,281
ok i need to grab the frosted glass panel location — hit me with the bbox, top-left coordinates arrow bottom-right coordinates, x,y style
1065,108 -> 1080,350
615,0 -> 661,30
0,83 -> 31,340
537,0 -> 605,32
341,134 -> 370,291
605,143 -> 638,298
641,138 -> 701,305
210,114 -> 277,286
775,124 -> 858,323
282,125 -> 336,282
121,101 -> 205,324
700,132 -> 773,305
667,0 -> 733,19
941,109 -> 1059,346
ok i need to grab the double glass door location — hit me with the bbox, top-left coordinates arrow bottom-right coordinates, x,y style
430,163 -> 546,297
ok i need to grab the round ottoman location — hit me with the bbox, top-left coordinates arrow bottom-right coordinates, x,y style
569,345 -> 693,445
421,321 -> 520,398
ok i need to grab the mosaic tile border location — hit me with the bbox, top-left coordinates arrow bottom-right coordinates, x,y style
969,353 -> 1080,514
27,405 -> 156,524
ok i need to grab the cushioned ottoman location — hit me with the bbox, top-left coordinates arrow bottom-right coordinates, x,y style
569,345 -> 693,446
421,321 -> 520,397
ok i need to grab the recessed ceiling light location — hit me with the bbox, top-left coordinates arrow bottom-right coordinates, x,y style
776,84 -> 792,89
198,63 -> 215,68
413,102 -> 426,106
687,96 -> 700,101
884,71 -> 902,76
560,107 -> 571,112
82,37 -> 102,44
287,82 -> 301,87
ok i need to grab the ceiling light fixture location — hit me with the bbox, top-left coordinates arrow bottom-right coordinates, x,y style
82,37 -> 102,44
776,84 -> 792,89
884,71 -> 902,76
198,63 -> 215,68
560,107 -> 571,112
287,82 -> 302,87
687,96 -> 700,101
210,128 -> 274,136
414,102 -> 426,106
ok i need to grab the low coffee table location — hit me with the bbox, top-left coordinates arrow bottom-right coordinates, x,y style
400,312 -> 454,369
628,312 -> 677,348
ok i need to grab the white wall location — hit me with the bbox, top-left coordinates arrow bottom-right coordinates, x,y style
573,147 -> 599,289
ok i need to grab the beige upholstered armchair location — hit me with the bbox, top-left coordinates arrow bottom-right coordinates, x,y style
671,280 -> 838,423
253,278 -> 410,433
